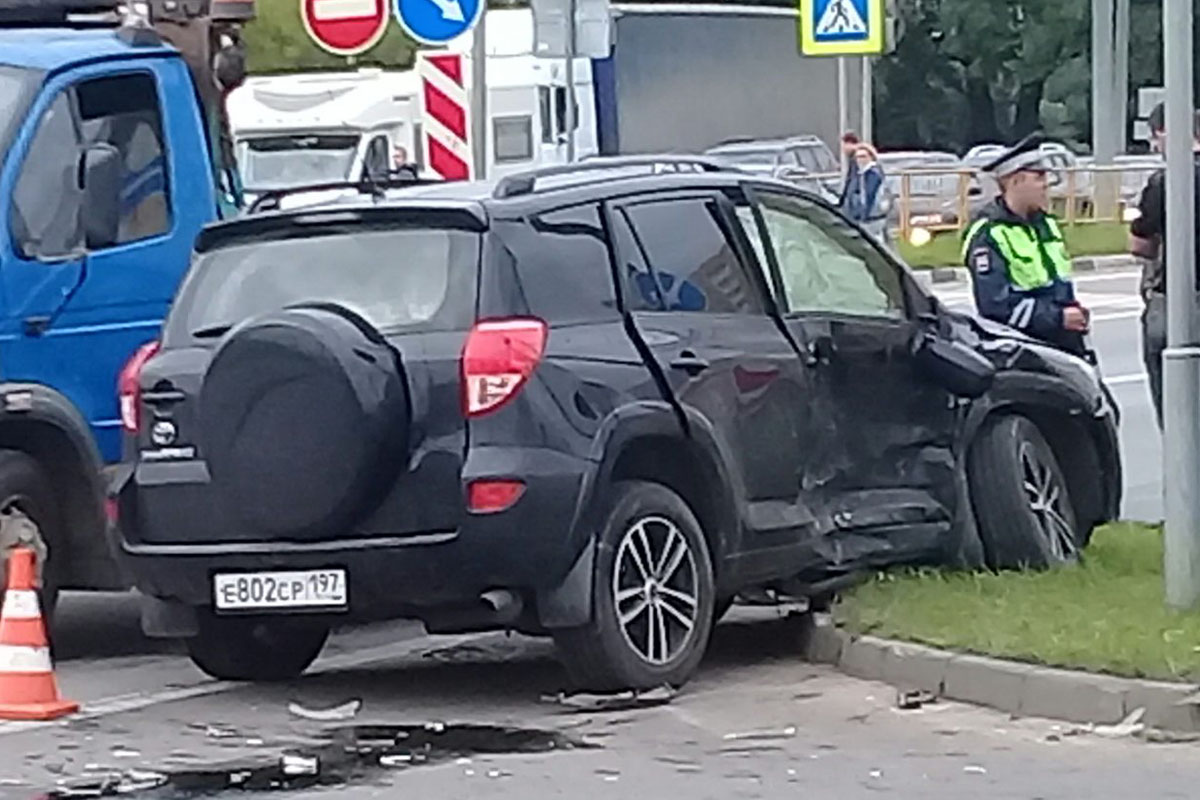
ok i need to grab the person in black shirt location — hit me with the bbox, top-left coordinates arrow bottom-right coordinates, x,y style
1128,102 -> 1200,428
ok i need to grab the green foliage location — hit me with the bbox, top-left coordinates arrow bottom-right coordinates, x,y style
241,0 -> 418,74
897,221 -> 1130,268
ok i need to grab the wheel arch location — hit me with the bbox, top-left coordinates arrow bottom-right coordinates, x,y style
965,373 -> 1119,532
0,383 -> 120,589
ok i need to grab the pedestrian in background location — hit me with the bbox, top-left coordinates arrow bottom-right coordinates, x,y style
962,134 -> 1092,359
838,130 -> 861,211
1128,102 -> 1200,430
844,144 -> 890,243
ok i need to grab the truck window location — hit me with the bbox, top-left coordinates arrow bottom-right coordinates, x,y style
361,135 -> 389,181
10,93 -> 83,261
538,86 -> 553,143
554,86 -> 578,135
76,73 -> 171,245
494,116 -> 533,163
0,66 -> 39,165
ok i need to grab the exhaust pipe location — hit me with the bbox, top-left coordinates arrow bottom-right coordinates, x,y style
423,590 -> 524,635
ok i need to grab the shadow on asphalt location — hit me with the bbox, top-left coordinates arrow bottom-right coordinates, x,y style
51,590 -> 182,661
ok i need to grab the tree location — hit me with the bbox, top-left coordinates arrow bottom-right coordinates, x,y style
241,0 -> 418,74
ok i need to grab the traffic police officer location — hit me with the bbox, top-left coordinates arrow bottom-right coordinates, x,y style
961,135 -> 1092,358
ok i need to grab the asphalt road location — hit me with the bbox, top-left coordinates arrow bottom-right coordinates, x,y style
3,265 -> 1167,798
13,605 -> 1200,798
931,267 -> 1161,522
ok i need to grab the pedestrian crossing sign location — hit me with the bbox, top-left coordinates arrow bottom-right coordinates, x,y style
798,0 -> 885,56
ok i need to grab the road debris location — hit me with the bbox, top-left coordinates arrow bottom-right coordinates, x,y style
546,685 -> 676,713
896,689 -> 938,710
1050,708 -> 1147,741
723,725 -> 797,742
964,765 -> 988,775
288,698 -> 363,722
280,753 -> 319,777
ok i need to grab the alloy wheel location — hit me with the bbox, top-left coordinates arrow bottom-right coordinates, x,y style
1019,442 -> 1077,561
611,515 -> 700,666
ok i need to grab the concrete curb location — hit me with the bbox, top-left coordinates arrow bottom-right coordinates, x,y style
801,619 -> 1200,733
914,254 -> 1139,289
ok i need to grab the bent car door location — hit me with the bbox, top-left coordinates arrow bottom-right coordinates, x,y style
745,187 -> 959,561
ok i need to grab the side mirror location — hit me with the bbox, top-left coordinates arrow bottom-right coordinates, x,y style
913,332 -> 996,398
968,185 -> 983,197
80,143 -> 122,250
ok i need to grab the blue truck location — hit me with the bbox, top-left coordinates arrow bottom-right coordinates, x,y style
0,0 -> 249,611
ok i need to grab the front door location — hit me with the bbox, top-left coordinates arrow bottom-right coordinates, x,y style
745,187 -> 959,522
605,190 -> 819,572
1,64 -> 190,463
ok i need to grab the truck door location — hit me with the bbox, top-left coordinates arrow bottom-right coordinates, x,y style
0,59 -> 214,464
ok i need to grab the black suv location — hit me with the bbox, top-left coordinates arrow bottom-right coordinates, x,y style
110,158 -> 1122,689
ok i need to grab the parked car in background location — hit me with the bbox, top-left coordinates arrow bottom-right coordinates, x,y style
705,135 -> 840,202
877,150 -> 978,229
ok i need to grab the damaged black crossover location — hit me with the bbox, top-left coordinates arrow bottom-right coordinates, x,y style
110,158 -> 1121,689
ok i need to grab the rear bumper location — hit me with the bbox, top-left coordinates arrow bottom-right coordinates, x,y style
109,446 -> 594,619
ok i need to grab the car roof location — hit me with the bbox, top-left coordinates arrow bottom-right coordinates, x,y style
202,167 -> 819,245
0,27 -> 174,71
707,135 -> 825,152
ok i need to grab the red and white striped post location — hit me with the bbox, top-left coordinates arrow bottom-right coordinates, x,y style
417,51 -> 474,181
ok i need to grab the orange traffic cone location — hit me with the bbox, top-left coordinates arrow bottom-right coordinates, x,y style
0,547 -> 77,720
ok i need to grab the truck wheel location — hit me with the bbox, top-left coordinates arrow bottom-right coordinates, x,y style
554,481 -> 715,691
967,415 -> 1082,570
187,614 -> 329,682
0,450 -> 61,624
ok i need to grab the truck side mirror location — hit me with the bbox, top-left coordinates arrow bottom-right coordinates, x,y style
80,144 -> 122,250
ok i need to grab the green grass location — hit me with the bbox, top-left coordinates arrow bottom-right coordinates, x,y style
899,222 -> 1131,268
836,522 -> 1200,683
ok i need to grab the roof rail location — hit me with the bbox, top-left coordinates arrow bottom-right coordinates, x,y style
492,155 -> 730,199
246,175 -> 443,214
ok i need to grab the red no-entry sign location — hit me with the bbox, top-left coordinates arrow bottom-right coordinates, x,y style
300,0 -> 390,56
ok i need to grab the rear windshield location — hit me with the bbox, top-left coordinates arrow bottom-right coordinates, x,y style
165,226 -> 479,343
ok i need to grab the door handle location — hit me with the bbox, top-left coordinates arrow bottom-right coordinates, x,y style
805,335 -> 836,366
670,351 -> 710,376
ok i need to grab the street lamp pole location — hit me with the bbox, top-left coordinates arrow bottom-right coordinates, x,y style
1161,0 -> 1200,608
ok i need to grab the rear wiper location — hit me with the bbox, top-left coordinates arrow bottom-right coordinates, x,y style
191,323 -> 233,339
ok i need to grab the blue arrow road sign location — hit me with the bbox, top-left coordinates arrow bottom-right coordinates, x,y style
799,0 -> 883,56
394,0 -> 482,44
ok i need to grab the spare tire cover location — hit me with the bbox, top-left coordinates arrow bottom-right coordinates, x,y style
199,304 -> 409,540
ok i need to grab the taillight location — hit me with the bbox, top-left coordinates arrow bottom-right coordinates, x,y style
461,319 -> 547,417
467,479 -> 526,514
118,341 -> 160,434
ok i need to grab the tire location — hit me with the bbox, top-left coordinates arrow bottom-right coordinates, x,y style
0,450 -> 61,625
187,614 -> 330,682
967,415 -> 1081,570
554,481 -> 716,691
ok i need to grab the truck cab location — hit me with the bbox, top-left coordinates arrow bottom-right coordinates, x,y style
226,69 -> 419,205
0,0 -> 245,608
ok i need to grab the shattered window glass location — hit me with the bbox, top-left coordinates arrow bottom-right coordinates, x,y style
755,191 -> 904,319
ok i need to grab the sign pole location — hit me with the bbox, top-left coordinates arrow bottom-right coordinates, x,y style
471,8 -> 488,179
860,54 -> 872,142
837,56 -> 848,172
565,0 -> 577,162
1162,0 -> 1200,608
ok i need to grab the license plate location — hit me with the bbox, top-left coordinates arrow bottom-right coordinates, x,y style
213,569 -> 347,612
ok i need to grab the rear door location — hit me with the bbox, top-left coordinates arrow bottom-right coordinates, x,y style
746,187 -> 959,524
605,190 -> 818,563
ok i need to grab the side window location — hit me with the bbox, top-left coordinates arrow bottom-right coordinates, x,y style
779,150 -> 800,168
495,203 -> 617,323
538,86 -> 554,144
609,211 -> 662,312
755,191 -> 904,319
554,86 -> 579,136
76,72 -> 170,245
10,92 -> 83,260
362,135 -> 389,180
622,198 -> 766,315
494,116 -> 533,163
